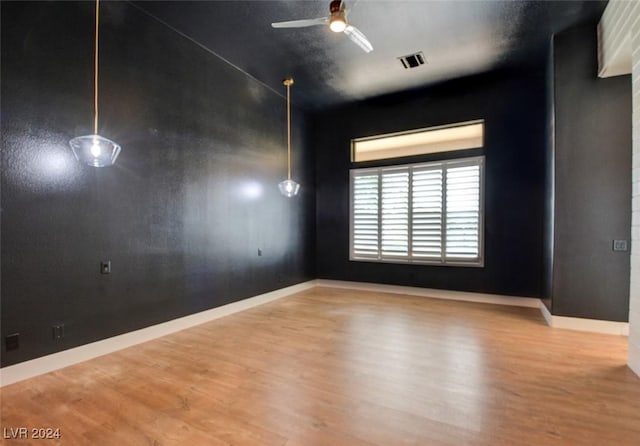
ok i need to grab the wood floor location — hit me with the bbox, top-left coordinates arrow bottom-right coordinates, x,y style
1,287 -> 639,445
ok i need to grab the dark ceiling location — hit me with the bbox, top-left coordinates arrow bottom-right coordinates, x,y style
133,0 -> 607,110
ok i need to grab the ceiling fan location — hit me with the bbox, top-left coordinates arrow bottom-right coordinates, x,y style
271,0 -> 373,53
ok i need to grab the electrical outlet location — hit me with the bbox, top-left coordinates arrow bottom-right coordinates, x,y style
6,333 -> 19,351
613,240 -> 628,252
100,260 -> 111,274
52,324 -> 64,340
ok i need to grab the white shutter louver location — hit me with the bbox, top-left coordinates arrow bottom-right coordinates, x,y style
381,170 -> 409,257
350,156 -> 483,266
446,164 -> 481,260
352,173 -> 380,257
412,167 -> 443,259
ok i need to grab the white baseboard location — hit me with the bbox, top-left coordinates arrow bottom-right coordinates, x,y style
315,279 -> 541,308
539,302 -> 629,336
0,280 -> 316,387
539,301 -> 554,326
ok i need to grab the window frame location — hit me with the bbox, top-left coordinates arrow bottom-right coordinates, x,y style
349,156 -> 485,267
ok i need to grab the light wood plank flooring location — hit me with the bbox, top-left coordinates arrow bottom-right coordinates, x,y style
2,287 -> 639,445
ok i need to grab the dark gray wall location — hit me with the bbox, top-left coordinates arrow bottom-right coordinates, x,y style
552,23 -> 631,321
313,69 -> 548,298
1,1 -> 315,367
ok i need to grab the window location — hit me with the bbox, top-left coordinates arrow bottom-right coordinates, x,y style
350,156 -> 484,266
351,120 -> 484,162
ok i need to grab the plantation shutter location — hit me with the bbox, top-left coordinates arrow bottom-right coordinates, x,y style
381,169 -> 410,257
352,173 -> 380,258
411,166 -> 443,259
445,163 -> 481,260
350,156 -> 483,265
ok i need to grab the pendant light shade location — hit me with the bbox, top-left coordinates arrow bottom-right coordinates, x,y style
279,78 -> 300,197
278,179 -> 300,197
70,134 -> 121,167
70,0 -> 121,167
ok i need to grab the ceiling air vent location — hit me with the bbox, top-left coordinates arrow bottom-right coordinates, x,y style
398,52 -> 426,69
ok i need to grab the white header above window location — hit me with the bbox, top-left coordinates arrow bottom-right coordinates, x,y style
352,120 -> 484,162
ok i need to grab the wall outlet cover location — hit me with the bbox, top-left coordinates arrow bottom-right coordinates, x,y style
100,260 -> 111,274
6,333 -> 19,351
613,240 -> 629,252
52,324 -> 65,340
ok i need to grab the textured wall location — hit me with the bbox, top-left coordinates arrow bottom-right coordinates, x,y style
1,1 -> 315,367
552,22 -> 631,322
313,69 -> 548,298
631,9 -> 640,379
597,0 -> 640,375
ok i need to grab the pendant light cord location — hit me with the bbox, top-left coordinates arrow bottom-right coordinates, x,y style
94,0 -> 100,135
286,79 -> 292,180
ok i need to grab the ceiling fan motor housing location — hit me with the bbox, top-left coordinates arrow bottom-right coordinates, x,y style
329,0 -> 347,31
330,0 -> 344,14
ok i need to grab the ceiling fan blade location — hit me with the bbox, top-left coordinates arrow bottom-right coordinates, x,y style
271,17 -> 328,28
344,25 -> 373,53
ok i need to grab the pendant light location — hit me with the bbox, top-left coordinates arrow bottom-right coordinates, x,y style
69,0 -> 121,167
278,78 -> 301,197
